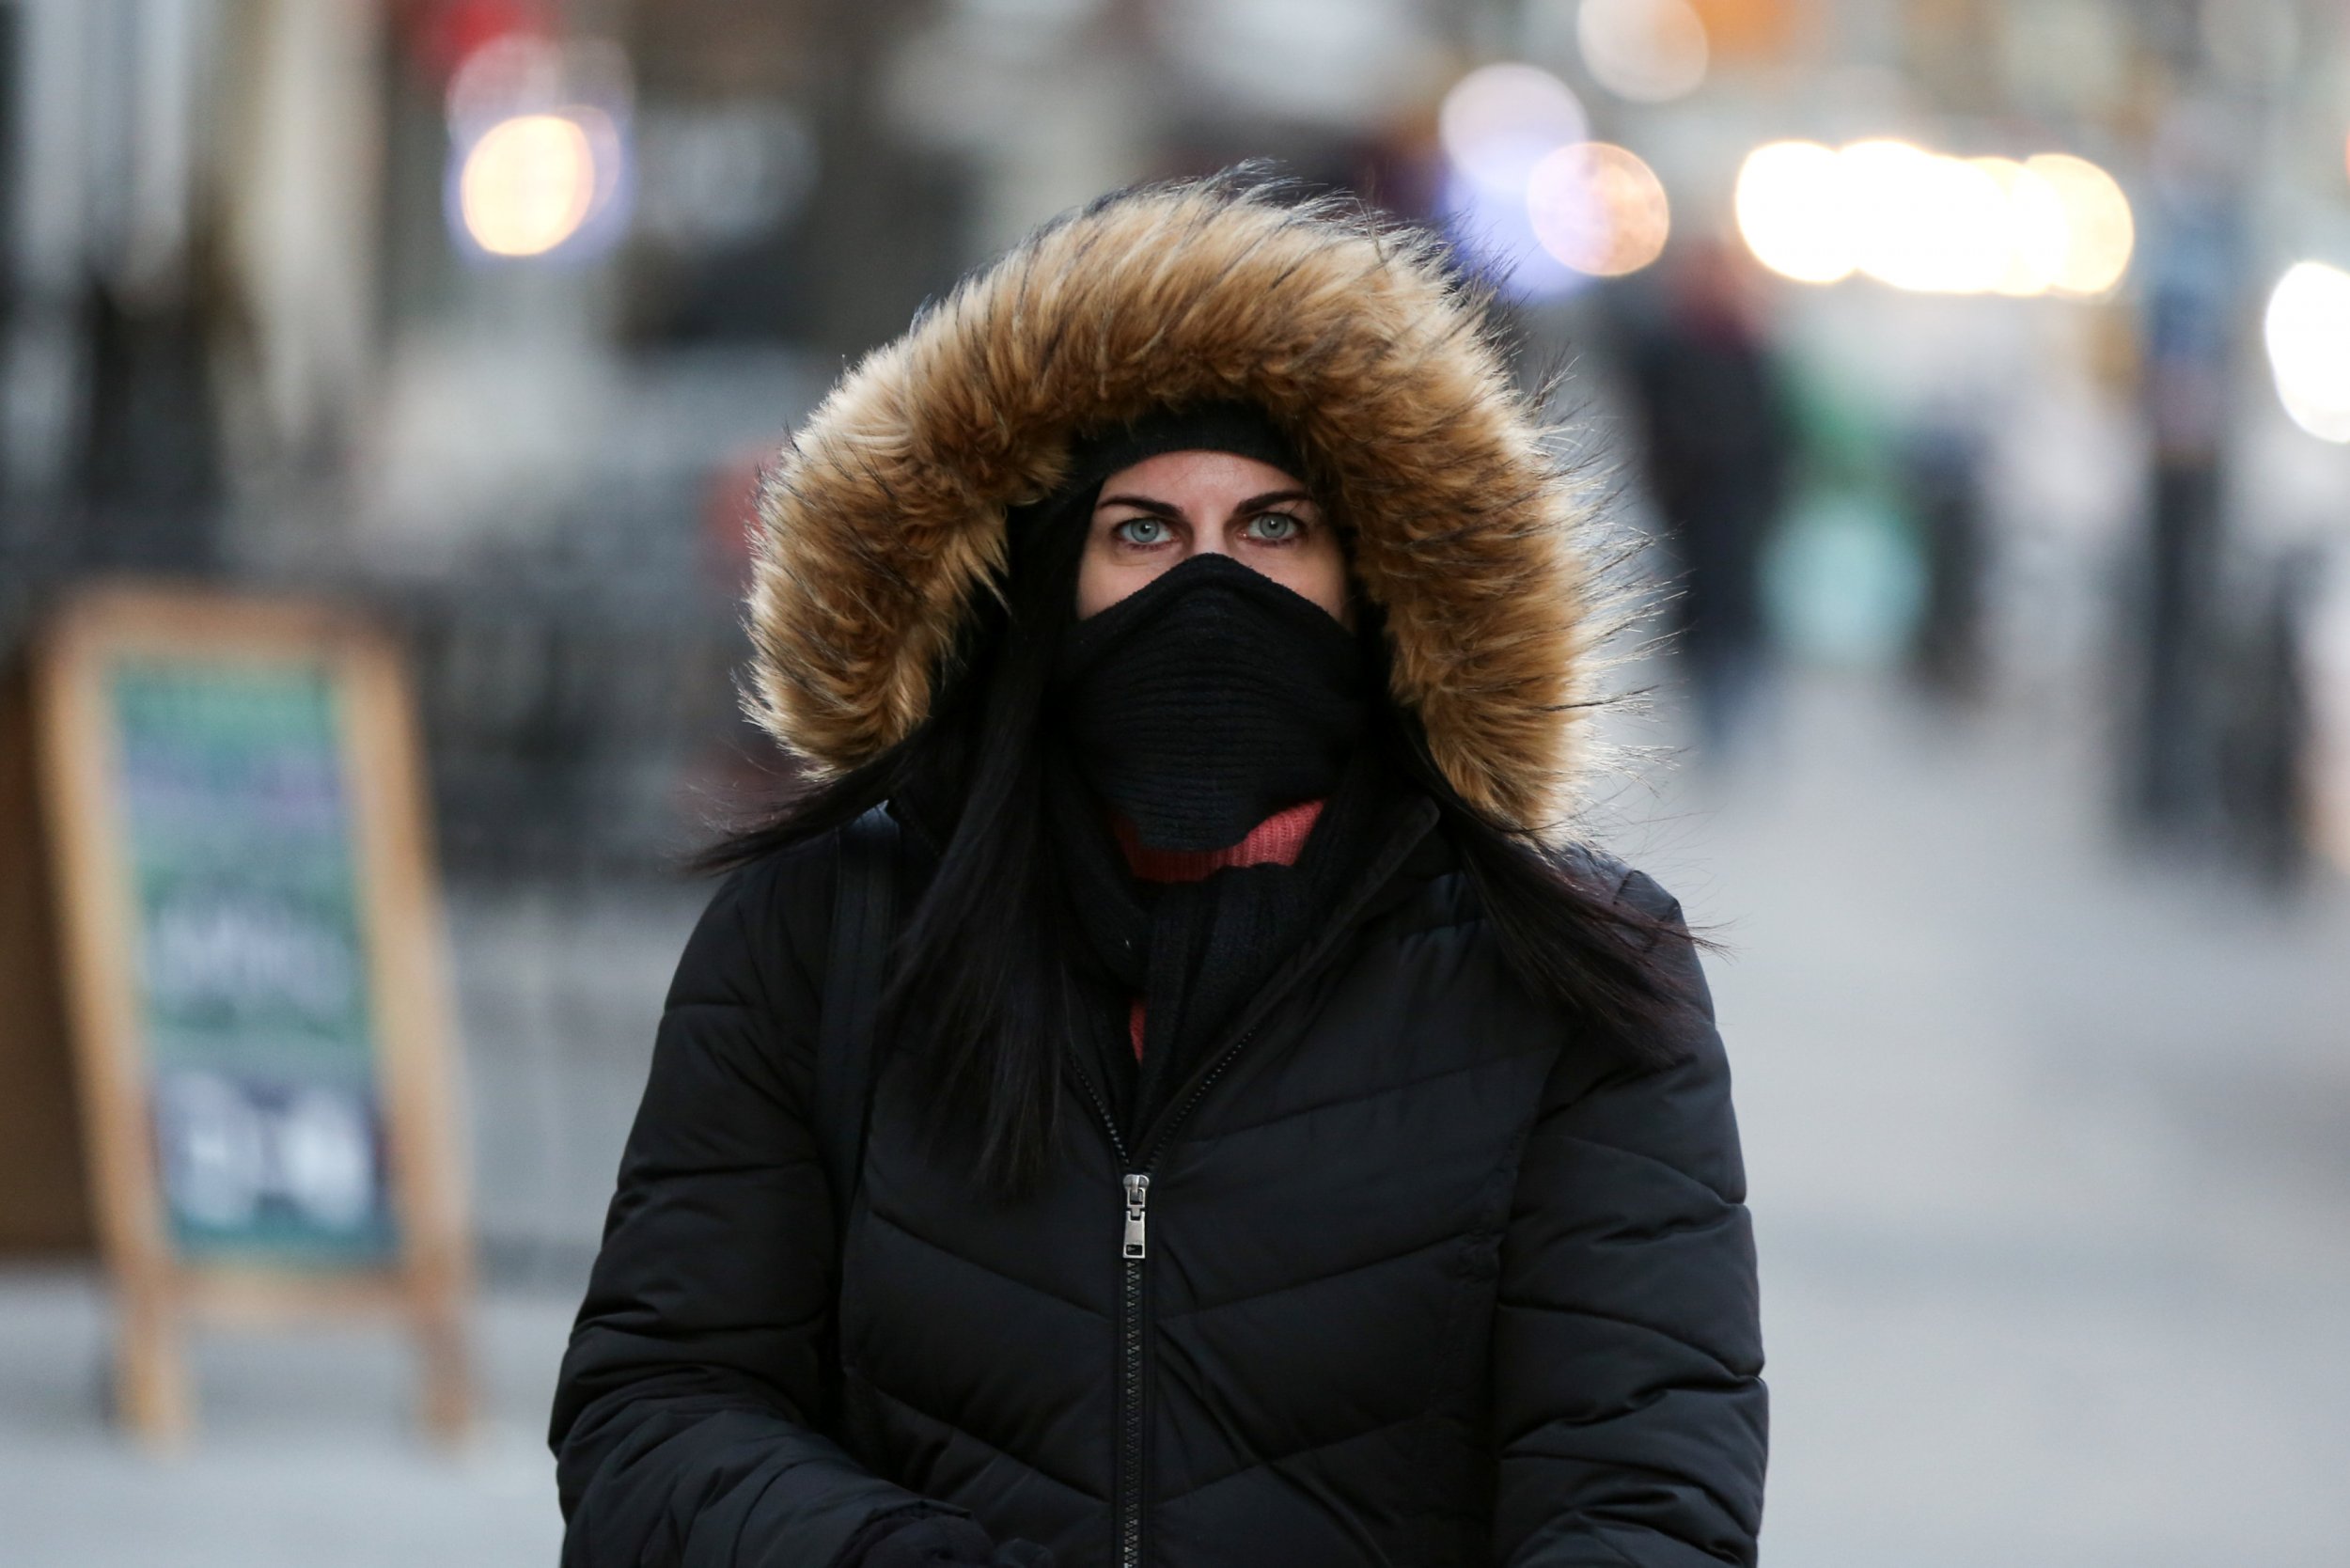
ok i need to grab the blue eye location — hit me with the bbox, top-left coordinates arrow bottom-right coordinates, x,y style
1247,512 -> 1301,541
1114,517 -> 1169,545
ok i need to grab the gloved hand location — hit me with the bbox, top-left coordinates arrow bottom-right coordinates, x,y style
846,1509 -> 1057,1568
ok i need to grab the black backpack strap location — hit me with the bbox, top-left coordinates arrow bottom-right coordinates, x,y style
817,805 -> 900,1235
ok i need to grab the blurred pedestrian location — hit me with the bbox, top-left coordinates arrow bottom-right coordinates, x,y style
551,173 -> 1765,1568
1901,421 -> 1991,703
1622,240 -> 1792,757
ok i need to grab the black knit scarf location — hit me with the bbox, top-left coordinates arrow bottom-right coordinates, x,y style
1044,555 -> 1386,1132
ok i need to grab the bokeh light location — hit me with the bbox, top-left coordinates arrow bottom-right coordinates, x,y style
443,30 -> 633,263
457,112 -> 600,257
1969,157 -> 2068,296
1438,63 -> 1588,194
1576,0 -> 1709,102
1736,139 -> 2132,297
2023,152 -> 2133,296
2264,259 -> 2350,443
1734,140 -> 1857,284
1842,139 -> 2010,294
1528,141 -> 1670,276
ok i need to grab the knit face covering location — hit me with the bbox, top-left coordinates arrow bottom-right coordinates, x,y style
1050,552 -> 1367,853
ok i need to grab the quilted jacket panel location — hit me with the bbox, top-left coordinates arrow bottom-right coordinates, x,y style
552,825 -> 1765,1568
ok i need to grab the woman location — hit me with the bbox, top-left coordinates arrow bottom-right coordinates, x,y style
551,174 -> 1765,1568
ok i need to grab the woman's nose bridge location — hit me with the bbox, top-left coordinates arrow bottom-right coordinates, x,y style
1186,506 -> 1234,558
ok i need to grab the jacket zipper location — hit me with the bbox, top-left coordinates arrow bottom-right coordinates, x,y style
1074,886 -> 1403,1566
1071,796 -> 1437,1568
1070,1068 -> 1152,1568
1073,1034 -> 1254,1568
1117,1171 -> 1149,1568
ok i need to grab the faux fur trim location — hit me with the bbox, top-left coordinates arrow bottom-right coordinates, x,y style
747,172 -> 1612,833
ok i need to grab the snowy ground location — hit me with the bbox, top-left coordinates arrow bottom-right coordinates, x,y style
6,671 -> 2347,1566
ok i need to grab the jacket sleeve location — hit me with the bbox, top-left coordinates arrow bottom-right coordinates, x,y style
550,843 -> 941,1568
1492,869 -> 1768,1568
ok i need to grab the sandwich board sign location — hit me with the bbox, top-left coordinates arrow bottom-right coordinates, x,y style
32,585 -> 469,1444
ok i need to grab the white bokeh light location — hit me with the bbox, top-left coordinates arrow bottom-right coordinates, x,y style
1734,140 -> 1858,284
2265,260 -> 2350,443
1842,140 -> 2011,294
1970,157 -> 2069,296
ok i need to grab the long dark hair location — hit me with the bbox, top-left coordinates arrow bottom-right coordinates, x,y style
702,496 -> 1700,1192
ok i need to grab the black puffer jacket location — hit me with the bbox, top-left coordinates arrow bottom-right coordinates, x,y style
551,807 -> 1762,1567
553,174 -> 1765,1566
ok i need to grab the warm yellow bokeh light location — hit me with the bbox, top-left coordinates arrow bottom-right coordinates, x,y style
2024,153 -> 2134,295
1843,141 -> 2011,294
459,113 -> 597,258
1969,157 -> 2068,296
1528,141 -> 1671,276
1734,140 -> 1856,284
2265,260 -> 2350,444
1738,138 -> 2131,299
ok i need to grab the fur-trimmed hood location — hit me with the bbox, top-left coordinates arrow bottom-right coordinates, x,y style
747,173 -> 1609,833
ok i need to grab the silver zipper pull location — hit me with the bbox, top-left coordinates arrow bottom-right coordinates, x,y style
1121,1173 -> 1150,1261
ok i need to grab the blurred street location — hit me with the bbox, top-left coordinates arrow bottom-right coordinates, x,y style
7,667 -> 2348,1567
1674,675 -> 2350,1566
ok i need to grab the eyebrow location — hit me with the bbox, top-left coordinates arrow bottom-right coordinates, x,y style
1231,489 -> 1314,514
1095,494 -> 1183,519
1094,489 -> 1316,519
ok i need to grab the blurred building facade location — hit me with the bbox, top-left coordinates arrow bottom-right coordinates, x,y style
2,0 -> 2347,1271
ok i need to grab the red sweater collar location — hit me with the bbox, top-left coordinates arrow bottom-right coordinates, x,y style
1111,799 -> 1325,884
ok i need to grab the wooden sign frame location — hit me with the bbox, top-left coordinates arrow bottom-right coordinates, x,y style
33,584 -> 470,1446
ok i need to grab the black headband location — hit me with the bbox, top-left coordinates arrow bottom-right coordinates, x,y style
1061,400 -> 1307,506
